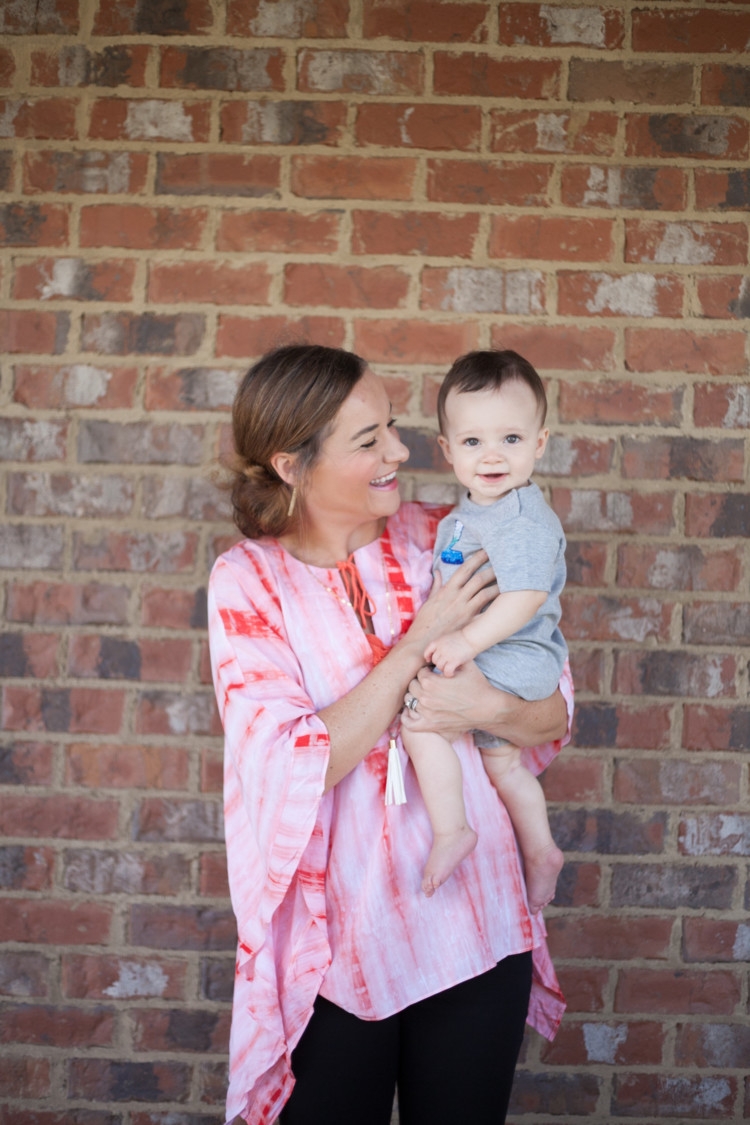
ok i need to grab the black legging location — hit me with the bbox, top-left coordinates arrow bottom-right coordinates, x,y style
279,952 -> 533,1125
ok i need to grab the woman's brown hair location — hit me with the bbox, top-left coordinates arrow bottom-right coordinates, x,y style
230,344 -> 367,539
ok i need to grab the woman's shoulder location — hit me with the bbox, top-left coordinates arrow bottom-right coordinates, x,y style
210,535 -> 284,595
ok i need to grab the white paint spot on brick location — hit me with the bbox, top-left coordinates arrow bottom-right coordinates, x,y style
441,268 -> 542,314
125,100 -> 194,141
59,45 -> 89,86
399,106 -> 415,146
583,1022 -> 627,1063
304,50 -> 401,95
0,101 -> 21,138
609,600 -> 662,642
83,316 -> 123,354
104,961 -> 169,998
567,490 -> 633,531
663,1076 -> 731,1113
15,472 -> 134,518
732,923 -> 750,960
66,365 -> 113,406
648,549 -> 682,589
540,436 -> 575,475
585,273 -> 659,317
80,152 -> 132,194
251,0 -> 314,36
164,694 -> 216,735
505,270 -> 544,314
39,258 -> 86,300
536,113 -> 567,152
583,166 -> 622,207
680,814 -> 750,857
653,224 -> 715,265
723,384 -> 750,427
240,102 -> 285,144
541,4 -> 605,45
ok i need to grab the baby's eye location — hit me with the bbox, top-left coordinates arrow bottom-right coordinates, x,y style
464,437 -> 479,447
505,434 -> 521,444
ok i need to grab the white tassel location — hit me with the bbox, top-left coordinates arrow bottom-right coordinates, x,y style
385,737 -> 407,806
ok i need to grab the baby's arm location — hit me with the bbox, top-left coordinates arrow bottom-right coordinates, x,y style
426,589 -> 545,676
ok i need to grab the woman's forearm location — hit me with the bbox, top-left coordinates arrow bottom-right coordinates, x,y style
474,679 -> 568,746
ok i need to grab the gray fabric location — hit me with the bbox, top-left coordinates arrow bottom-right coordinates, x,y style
433,483 -> 568,716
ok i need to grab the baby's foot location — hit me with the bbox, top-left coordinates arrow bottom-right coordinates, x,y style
525,843 -> 564,914
422,826 -> 478,897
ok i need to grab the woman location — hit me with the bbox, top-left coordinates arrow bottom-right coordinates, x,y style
208,345 -> 573,1125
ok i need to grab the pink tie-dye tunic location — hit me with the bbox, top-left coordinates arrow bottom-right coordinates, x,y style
208,502 -> 573,1125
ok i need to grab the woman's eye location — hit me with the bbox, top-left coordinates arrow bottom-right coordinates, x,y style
361,437 -> 377,449
387,417 -> 398,429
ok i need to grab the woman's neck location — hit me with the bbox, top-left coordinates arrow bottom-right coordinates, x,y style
279,516 -> 386,567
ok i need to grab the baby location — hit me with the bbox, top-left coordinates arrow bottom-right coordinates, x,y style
402,349 -> 567,910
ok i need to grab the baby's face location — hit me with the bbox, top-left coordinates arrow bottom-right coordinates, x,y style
438,380 -> 549,505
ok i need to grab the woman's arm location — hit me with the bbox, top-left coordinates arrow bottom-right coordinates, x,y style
401,659 -> 568,747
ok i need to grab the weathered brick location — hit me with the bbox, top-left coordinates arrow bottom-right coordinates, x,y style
696,275 -> 750,320
1,0 -> 79,34
680,813 -> 750,857
572,701 -> 671,750
286,262 -> 410,309
145,367 -> 239,411
427,159 -> 551,206
62,954 -> 186,1000
567,646 -> 605,690
676,1021 -> 750,1072
160,46 -> 284,90
625,328 -> 746,376
682,919 -> 750,966
539,435 -> 614,477
0,899 -> 112,945
0,794 -> 119,838
499,4 -> 624,49
93,0 -> 214,35
695,168 -> 750,211
363,0 -> 488,41
298,49 -> 424,96
135,799 -> 223,843
141,587 -> 208,629
216,313 -> 345,357
561,164 -> 687,210
221,99 -> 345,146
199,851 -> 229,897
632,8 -> 750,54
0,526 -> 64,570
613,1073 -> 736,1119
66,743 -> 189,789
0,845 -> 54,890
131,1007 -> 231,1052
683,705 -> 750,753
24,149 -> 149,195
683,603 -> 750,647
89,98 -> 211,142
81,312 -> 205,356
0,742 -> 54,786
622,435 -> 744,482
492,215 -> 614,261
554,490 -> 673,535
490,109 -> 617,155
0,1057 -> 50,1099
200,957 -> 234,1002
67,1057 -> 191,1102
558,271 -> 683,318
136,691 -> 220,737
617,543 -> 741,593
421,267 -> 544,314
555,966 -> 609,1014
9,473 -> 135,519
685,493 -> 749,538
72,530 -> 199,573
228,0 -> 349,37
547,915 -> 672,961
80,204 -> 206,249
0,149 -> 13,191
200,748 -> 223,793
0,633 -> 59,679
702,64 -> 750,109
625,218 -> 747,265
354,318 -> 478,365
356,103 -> 481,151
0,417 -> 67,461
0,48 -> 16,86
550,808 -> 666,855
13,257 -> 136,302
78,420 -> 203,465
490,324 -> 615,371
130,904 -> 236,951
0,97 -> 77,139
292,154 -> 417,200
156,152 -> 281,197
615,758 -> 740,808
543,1019 -> 665,1067
217,208 -> 342,253
0,1003 -> 114,1047
0,310 -> 69,354
509,1071 -> 601,1117
351,209 -> 478,258
0,950 -> 50,996
14,364 -> 139,410
559,380 -> 682,426
553,862 -> 601,909
568,59 -> 693,105
31,44 -> 149,87
63,849 -> 188,896
563,594 -> 671,644
7,581 -> 130,625
626,113 -> 749,162
611,866 -> 736,913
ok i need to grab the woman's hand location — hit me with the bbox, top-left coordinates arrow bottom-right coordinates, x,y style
403,552 -> 496,659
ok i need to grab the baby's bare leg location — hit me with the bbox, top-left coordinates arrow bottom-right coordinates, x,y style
480,743 -> 563,913
402,729 -> 478,897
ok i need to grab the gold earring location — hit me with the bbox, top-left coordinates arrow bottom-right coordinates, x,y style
287,486 -> 297,518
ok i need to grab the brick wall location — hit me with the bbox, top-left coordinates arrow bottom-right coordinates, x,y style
1,1 -> 748,1122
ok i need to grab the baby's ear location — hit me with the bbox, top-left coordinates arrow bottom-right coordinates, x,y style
437,434 -> 453,465
534,427 -> 550,460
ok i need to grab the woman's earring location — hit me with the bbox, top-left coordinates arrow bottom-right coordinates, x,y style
287,486 -> 297,518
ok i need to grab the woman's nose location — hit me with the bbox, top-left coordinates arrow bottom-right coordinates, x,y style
390,430 -> 410,463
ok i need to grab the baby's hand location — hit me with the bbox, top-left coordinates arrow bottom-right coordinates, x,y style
425,631 -> 477,677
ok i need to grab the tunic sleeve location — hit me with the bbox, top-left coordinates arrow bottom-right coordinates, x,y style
208,546 -> 333,1124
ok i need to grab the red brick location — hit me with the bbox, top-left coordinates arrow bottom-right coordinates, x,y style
617,544 -> 741,593
490,109 -> 617,156
550,486 -> 674,533
559,380 -> 682,426
23,149 -> 149,195
6,581 -> 130,625
93,0 -> 214,35
0,310 -> 69,354
679,812 -> 750,856
156,152 -> 280,197
351,209 -> 478,258
13,258 -> 136,303
625,113 -> 749,162
67,634 -> 193,682
3,686 -> 126,734
0,48 -> 15,86
686,141 -> 748,245
428,159 -> 551,206
702,64 -> 750,109
217,208 -> 341,253
565,542 -> 609,589
227,0 -> 349,37
0,98 -> 77,140
73,530 -> 199,573
216,313 -> 345,357
130,903 -> 237,951
0,417 -> 68,460
136,692 -> 221,738
353,318 -> 478,365
1,0 -> 78,32
199,852 -> 230,897
131,1006 -> 230,1052
490,324 -> 615,371
292,155 -> 416,200
676,1020 -> 750,1069
499,4 -> 624,48
421,266 -> 544,315
543,1020 -> 665,1067
148,260 -> 271,306
562,594 -> 671,644
80,204 -> 207,250
548,915 -> 672,961
688,706 -> 750,751
558,271 -> 683,318
0,900 -> 112,945
694,381 -> 750,429
0,1056 -> 50,1099
625,328 -> 747,376
615,758 -> 740,807
62,953 -> 187,1000
284,263 -> 410,309
297,49 -> 423,96
685,493 -> 749,539
633,8 -> 750,54
682,918 -> 750,964
626,219 -> 748,266
554,967 -> 609,1013
159,45 -> 284,90
66,743 -> 189,789
220,99 -> 346,146
0,150 -> 13,192
89,97 -> 211,142
141,586 -> 208,629
144,367 -> 238,412
561,164 -> 687,210
0,742 -> 54,786
568,649 -> 605,694
363,0 -> 489,41
489,215 -> 613,261
0,203 -> 69,247
434,52 -> 560,98
81,312 -> 204,357
0,1003 -> 114,1048
615,968 -> 740,1015
697,275 -> 750,320
540,755 -> 604,803
0,846 -> 53,891
30,45 -> 149,88
14,364 -> 138,410
68,1057 -> 191,1103
0,633 -> 59,679
554,862 -> 601,909
622,435 -> 744,482
568,59 -> 693,105
684,602 -> 750,647
356,103 -> 481,151
613,1073 -> 736,1119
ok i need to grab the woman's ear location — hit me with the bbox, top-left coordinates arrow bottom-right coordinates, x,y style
270,451 -> 299,487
